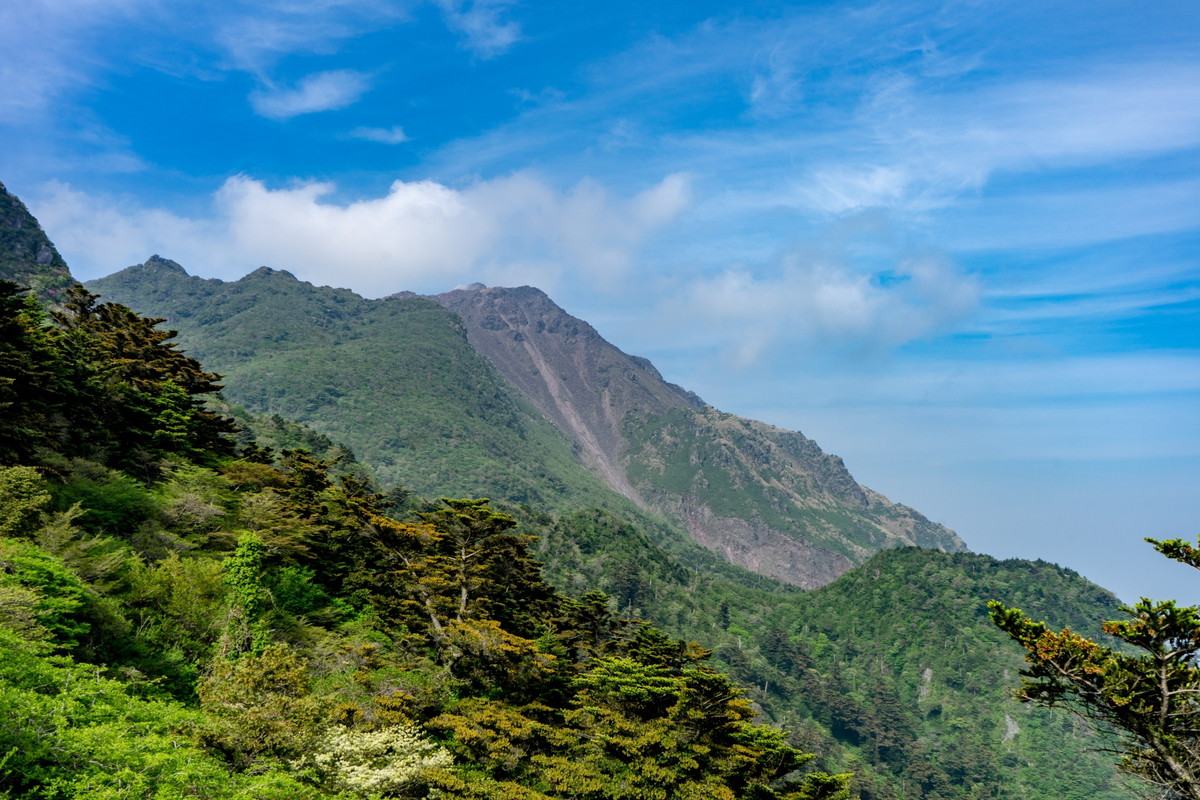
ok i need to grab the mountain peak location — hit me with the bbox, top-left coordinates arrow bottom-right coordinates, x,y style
434,282 -> 965,586
431,285 -> 706,504
141,255 -> 189,275
247,265 -> 298,280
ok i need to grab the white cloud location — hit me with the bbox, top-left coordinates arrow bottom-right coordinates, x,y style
213,1 -> 409,75
348,125 -> 411,144
661,246 -> 979,368
435,0 -> 520,58
29,172 -> 692,297
798,63 -> 1200,216
29,181 -> 223,271
250,70 -> 373,119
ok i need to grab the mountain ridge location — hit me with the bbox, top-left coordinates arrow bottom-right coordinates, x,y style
428,282 -> 965,585
0,181 -> 74,303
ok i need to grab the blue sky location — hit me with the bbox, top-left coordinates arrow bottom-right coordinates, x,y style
3,0 -> 1198,604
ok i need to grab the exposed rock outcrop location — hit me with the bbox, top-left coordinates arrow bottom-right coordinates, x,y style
432,284 -> 966,588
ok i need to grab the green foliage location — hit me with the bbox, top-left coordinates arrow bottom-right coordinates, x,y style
0,626 -> 326,800
52,462 -> 160,539
0,537 -> 92,649
991,535 -> 1200,799
198,643 -> 326,770
0,464 -> 51,537
0,283 -> 237,474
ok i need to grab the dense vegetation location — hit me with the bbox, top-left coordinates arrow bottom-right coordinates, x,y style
0,280 -> 849,798
79,263 -> 1137,797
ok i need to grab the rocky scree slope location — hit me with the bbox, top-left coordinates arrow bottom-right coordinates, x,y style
432,284 -> 966,587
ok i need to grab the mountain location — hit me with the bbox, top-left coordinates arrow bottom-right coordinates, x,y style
532,505 -> 1129,799
0,181 -> 74,303
789,548 -> 1128,800
434,285 -> 964,587
86,258 -> 623,510
90,263 -> 963,588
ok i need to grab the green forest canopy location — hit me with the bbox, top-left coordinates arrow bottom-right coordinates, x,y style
0,278 -> 849,799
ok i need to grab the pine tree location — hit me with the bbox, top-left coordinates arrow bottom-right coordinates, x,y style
991,535 -> 1200,799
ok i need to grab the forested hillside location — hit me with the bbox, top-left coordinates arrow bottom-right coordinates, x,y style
0,280 -> 850,799
0,182 -> 1134,798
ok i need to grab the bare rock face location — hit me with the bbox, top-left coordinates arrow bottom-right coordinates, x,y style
433,284 -> 966,588
433,285 -> 704,502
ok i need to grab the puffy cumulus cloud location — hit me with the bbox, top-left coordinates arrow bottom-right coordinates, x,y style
435,0 -> 521,58
214,172 -> 690,294
30,172 -> 691,297
250,70 -> 373,119
665,247 -> 978,368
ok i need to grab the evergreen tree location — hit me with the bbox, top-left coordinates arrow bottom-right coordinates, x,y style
991,535 -> 1200,799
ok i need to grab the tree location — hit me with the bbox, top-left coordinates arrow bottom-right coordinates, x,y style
0,283 -> 67,463
990,535 -> 1200,799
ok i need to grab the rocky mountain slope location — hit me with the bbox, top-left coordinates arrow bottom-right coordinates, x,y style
432,284 -> 964,586
0,181 -> 74,303
430,284 -> 705,501
90,263 -> 963,587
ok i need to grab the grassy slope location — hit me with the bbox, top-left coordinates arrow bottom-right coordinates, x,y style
89,262 -> 625,508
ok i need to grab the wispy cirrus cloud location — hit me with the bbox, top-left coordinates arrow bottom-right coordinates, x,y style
797,62 -> 1200,216
213,0 -> 410,75
0,0 -> 153,122
250,70 -> 374,119
348,125 -> 411,144
435,0 -> 521,58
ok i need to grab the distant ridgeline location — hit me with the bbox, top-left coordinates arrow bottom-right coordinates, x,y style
0,179 -> 1130,798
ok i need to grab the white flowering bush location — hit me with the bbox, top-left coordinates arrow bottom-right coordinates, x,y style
308,725 -> 454,797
